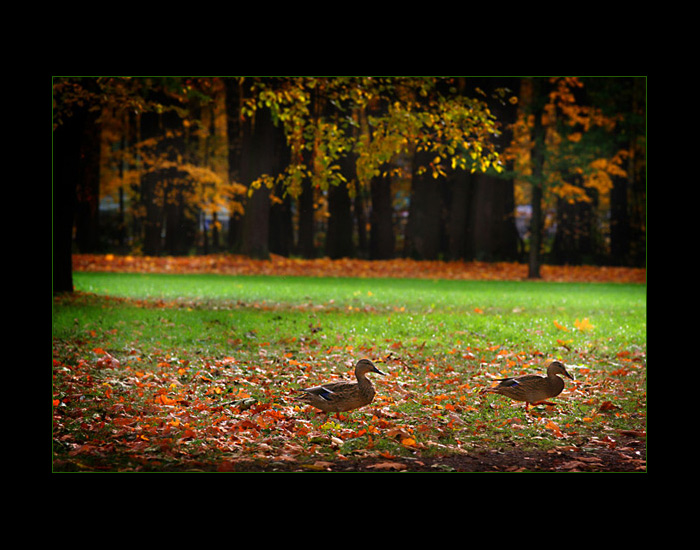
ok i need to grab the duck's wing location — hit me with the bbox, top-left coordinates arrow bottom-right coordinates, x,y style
301,380 -> 352,401
494,374 -> 542,387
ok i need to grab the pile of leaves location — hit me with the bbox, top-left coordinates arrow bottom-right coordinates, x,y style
72,254 -> 646,284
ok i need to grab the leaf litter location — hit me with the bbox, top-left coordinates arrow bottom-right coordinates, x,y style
73,254 -> 646,284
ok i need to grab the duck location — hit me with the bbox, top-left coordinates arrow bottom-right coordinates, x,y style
296,359 -> 385,416
481,359 -> 574,411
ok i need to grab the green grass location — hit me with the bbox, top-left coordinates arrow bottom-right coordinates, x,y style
64,272 -> 646,357
52,272 -> 646,471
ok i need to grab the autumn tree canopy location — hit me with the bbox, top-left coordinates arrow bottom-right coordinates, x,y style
52,76 -> 646,291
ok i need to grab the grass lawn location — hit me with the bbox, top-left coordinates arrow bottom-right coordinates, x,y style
52,271 -> 646,472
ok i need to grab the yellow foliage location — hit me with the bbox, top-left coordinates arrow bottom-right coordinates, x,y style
552,182 -> 592,204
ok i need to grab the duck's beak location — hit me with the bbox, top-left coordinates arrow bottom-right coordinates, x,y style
564,366 -> 574,380
372,364 -> 386,375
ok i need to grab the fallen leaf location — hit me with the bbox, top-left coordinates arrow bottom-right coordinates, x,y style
544,421 -> 564,438
560,460 -> 587,470
574,318 -> 595,332
305,461 -> 335,471
96,353 -> 120,369
367,461 -> 406,470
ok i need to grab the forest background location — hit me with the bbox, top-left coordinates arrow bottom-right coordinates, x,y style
52,76 -> 646,292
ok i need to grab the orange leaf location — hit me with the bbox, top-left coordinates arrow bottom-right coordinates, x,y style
553,320 -> 569,332
155,394 -> 177,406
574,318 -> 594,332
544,421 -> 564,437
367,461 -> 406,470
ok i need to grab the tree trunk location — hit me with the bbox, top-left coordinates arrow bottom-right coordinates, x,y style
469,173 -> 519,261
326,182 -> 354,258
405,151 -> 443,260
528,78 -> 547,279
224,78 -> 244,252
551,189 -> 596,265
297,179 -> 315,257
609,172 -> 630,265
141,170 -> 163,256
446,170 -> 471,260
354,190 -> 369,258
269,193 -> 293,256
627,78 -> 646,268
468,77 -> 520,262
610,77 -> 645,267
236,107 -> 282,259
326,152 -> 358,259
369,174 -> 395,259
53,106 -> 90,293
239,187 -> 270,258
73,109 -> 102,253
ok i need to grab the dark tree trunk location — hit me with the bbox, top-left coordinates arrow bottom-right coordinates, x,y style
354,190 -> 369,258
466,77 -> 520,262
53,106 -> 92,293
610,77 -> 646,267
551,189 -> 596,265
369,174 -> 395,259
211,211 -> 220,251
239,187 -> 270,259
138,110 -> 169,256
609,173 -> 630,265
141,169 -> 162,255
269,193 -> 293,256
446,170 -> 471,260
627,79 -> 646,268
469,173 -> 519,261
405,151 -> 443,260
297,179 -> 315,258
326,153 -> 358,259
163,182 -> 197,256
73,109 -> 102,253
326,182 -> 354,258
223,78 -> 244,252
528,78 -> 547,279
236,107 -> 282,259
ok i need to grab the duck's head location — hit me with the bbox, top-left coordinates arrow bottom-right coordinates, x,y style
548,359 -> 574,380
356,358 -> 386,376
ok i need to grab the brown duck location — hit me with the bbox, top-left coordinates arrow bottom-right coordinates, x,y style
481,359 -> 574,411
296,359 -> 385,416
